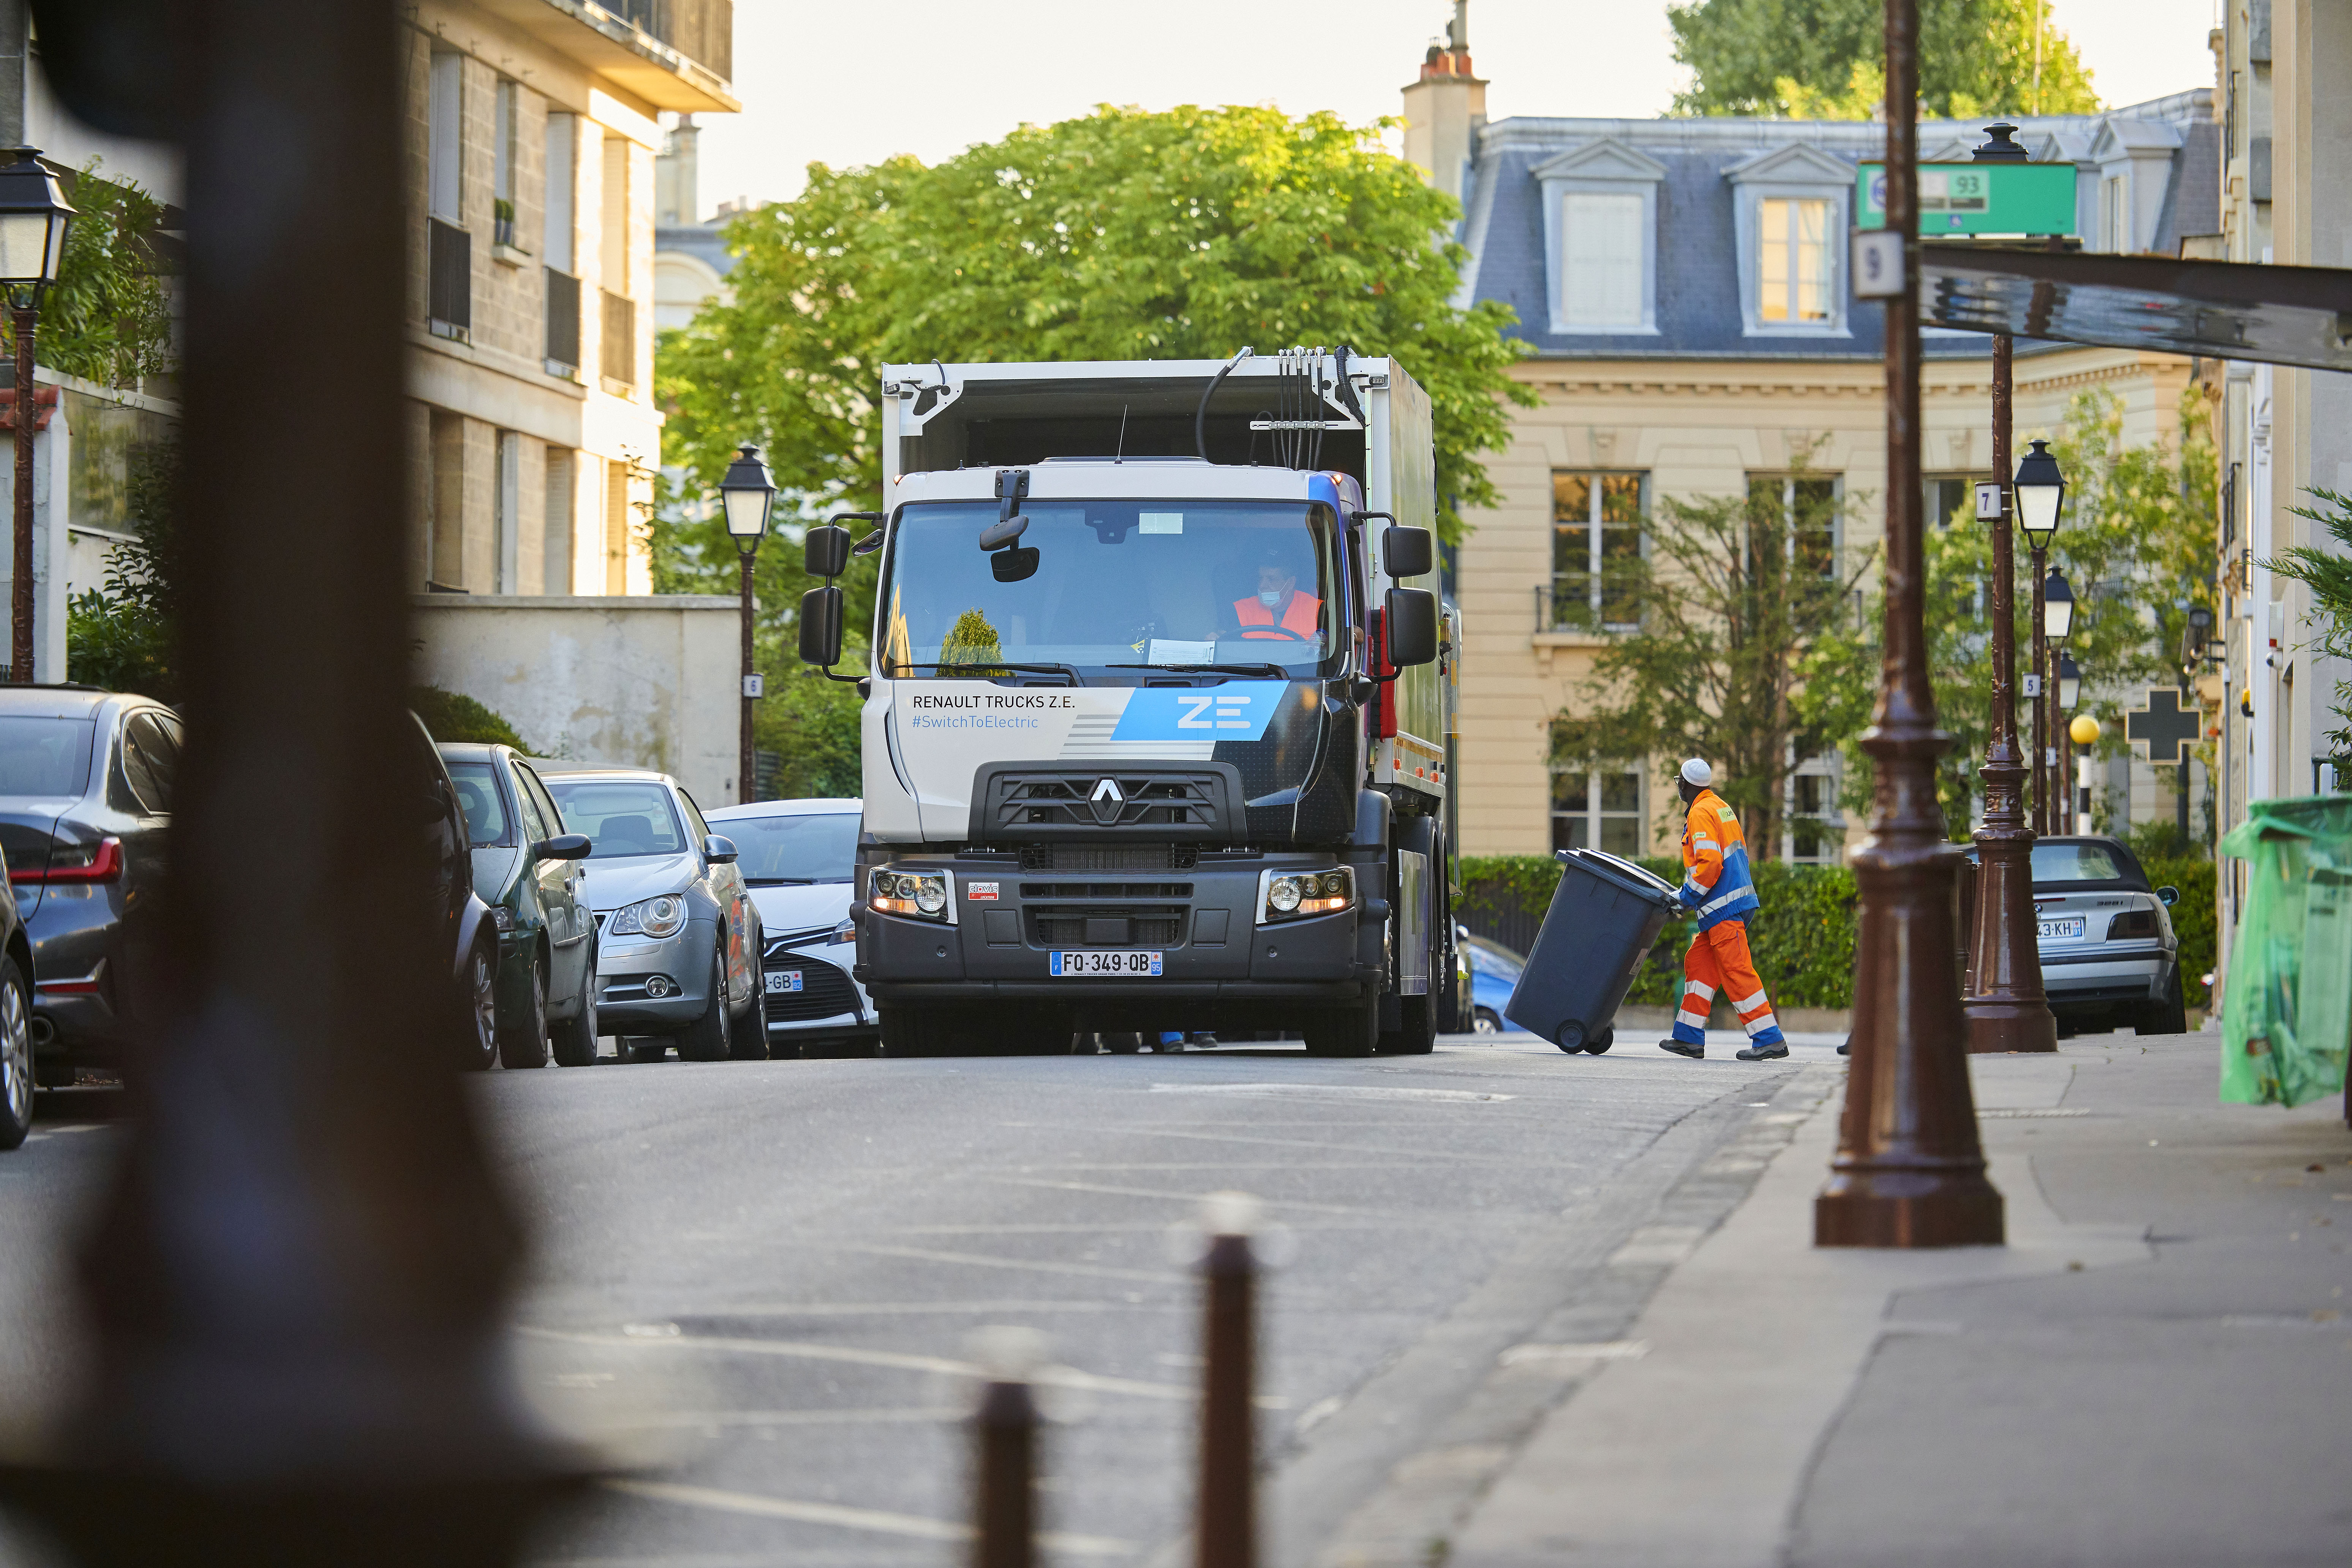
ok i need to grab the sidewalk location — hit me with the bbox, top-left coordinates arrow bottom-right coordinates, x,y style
1445,1034 -> 2352,1568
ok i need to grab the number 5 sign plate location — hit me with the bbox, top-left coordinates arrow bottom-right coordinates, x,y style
1852,229 -> 1905,299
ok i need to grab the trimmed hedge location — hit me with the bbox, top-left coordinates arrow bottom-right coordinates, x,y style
1461,850 -> 2217,1013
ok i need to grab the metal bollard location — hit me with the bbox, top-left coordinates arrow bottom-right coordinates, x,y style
1195,1192 -> 1260,1568
970,1328 -> 1044,1568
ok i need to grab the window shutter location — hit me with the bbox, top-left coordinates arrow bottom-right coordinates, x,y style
1563,192 -> 1644,328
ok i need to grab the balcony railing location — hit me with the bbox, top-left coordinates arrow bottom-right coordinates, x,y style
427,219 -> 470,340
601,289 -> 635,390
545,267 -> 581,373
1534,574 -> 1639,634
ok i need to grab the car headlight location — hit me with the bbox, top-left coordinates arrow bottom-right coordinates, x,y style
825,916 -> 857,945
869,869 -> 952,921
490,906 -> 516,933
609,893 -> 687,939
1262,867 -> 1354,923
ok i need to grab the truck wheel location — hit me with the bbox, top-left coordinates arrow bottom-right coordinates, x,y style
1304,1001 -> 1377,1057
678,944 -> 733,1062
1381,994 -> 1437,1055
880,1007 -> 950,1057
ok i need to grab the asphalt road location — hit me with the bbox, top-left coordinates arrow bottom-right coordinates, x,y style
0,1035 -> 1823,1568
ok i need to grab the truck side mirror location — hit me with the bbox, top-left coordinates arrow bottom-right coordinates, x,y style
799,584 -> 844,666
805,525 -> 852,580
1382,525 -> 1433,580
1384,587 -> 1439,667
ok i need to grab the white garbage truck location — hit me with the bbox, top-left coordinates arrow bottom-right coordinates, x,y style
796,349 -> 1459,1056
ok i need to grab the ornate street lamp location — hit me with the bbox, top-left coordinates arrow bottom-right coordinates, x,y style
2056,651 -> 2082,710
0,147 -> 74,684
719,443 -> 776,802
2013,439 -> 2065,548
2015,439 -> 2065,833
2042,567 -> 2075,643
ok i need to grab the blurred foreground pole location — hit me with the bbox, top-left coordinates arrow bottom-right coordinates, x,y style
970,1347 -> 1039,1568
2,0 -> 573,1562
1196,1193 -> 1258,1568
1814,0 -> 2004,1248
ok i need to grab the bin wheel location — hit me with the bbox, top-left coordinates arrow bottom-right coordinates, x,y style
1555,1020 -> 1587,1054
1584,1027 -> 1614,1055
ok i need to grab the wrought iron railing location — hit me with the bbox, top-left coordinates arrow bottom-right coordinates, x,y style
1533,574 -> 1640,633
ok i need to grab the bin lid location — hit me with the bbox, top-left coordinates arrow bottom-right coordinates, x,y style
1558,847 -> 1683,909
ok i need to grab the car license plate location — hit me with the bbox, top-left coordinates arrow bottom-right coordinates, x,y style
2037,917 -> 2085,941
766,970 -> 803,994
1050,950 -> 1164,977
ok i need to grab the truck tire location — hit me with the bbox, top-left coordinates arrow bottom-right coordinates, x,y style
1379,816 -> 1442,1053
1305,1001 -> 1378,1057
1381,994 -> 1437,1055
678,943 -> 734,1062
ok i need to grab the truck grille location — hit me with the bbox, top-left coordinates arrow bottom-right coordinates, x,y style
1035,914 -> 1184,947
971,765 -> 1242,842
1019,844 -> 1199,872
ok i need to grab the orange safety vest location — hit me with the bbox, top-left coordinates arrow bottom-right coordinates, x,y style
1234,591 -> 1320,639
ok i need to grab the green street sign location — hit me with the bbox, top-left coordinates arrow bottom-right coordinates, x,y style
1856,161 -> 2077,237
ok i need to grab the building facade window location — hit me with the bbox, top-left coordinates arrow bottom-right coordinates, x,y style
1561,192 -> 1645,329
1552,767 -> 1644,857
493,79 -> 520,249
1748,474 -> 1841,579
1784,743 -> 1843,863
1547,470 -> 1644,631
493,431 -> 521,594
427,52 -> 462,224
1757,198 -> 1830,324
2101,174 -> 2126,251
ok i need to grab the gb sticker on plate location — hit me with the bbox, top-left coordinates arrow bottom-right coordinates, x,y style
968,881 -> 999,901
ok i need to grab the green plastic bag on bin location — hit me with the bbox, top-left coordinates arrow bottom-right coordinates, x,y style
2218,795 -> 2352,1106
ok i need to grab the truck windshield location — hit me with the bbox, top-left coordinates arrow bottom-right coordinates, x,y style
879,500 -> 1342,677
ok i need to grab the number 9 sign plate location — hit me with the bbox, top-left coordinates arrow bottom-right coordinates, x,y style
1852,229 -> 1905,299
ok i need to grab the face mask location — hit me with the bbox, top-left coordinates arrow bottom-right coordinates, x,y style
1259,589 -> 1284,608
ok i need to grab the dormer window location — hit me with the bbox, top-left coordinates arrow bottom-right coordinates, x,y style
1724,143 -> 1854,337
1533,139 -> 1666,336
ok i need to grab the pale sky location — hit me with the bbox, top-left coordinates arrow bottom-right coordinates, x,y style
686,0 -> 2224,218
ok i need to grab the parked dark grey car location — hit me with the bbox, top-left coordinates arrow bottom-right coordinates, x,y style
0,686 -> 180,1086
2029,835 -> 2186,1035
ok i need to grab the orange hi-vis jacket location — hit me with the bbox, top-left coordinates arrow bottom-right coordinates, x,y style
1234,591 -> 1320,639
1677,788 -> 1762,933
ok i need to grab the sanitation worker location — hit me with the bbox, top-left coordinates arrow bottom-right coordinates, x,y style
1233,550 -> 1321,641
1658,759 -> 1788,1062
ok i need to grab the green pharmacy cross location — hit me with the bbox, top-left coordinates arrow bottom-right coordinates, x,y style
2126,688 -> 2203,766
1857,161 -> 2077,237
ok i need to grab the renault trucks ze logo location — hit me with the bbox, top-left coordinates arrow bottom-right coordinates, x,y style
1108,684 -> 1283,743
1090,777 -> 1125,824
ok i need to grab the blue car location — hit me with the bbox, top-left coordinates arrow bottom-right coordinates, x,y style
1462,929 -> 1524,1034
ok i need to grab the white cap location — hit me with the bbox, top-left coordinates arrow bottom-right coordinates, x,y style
1679,759 -> 1713,788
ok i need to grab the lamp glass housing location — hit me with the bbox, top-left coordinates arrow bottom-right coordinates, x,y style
718,444 -> 776,542
0,150 -> 74,289
2057,653 -> 2081,709
2042,570 -> 2075,642
2013,438 -> 2065,548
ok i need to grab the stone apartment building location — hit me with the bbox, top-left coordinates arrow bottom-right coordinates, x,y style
401,0 -> 734,599
1404,17 -> 2218,862
2208,0 -> 2352,958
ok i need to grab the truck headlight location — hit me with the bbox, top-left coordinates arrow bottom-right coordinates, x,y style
1261,868 -> 1353,923
870,869 -> 952,921
610,894 -> 686,939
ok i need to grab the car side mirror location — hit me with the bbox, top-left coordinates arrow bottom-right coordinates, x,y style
1384,586 -> 1439,667
536,833 -> 591,861
1382,525 -> 1433,580
805,525 -> 852,580
799,584 -> 844,666
704,835 -> 739,865
2156,885 -> 2178,906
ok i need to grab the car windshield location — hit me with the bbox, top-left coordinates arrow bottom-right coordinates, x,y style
879,499 -> 1343,678
729,811 -> 861,884
544,779 -> 688,859
0,717 -> 95,798
445,762 -> 513,848
2032,842 -> 2133,883
1468,939 -> 1525,980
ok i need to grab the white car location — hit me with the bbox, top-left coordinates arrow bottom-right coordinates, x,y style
704,797 -> 875,1058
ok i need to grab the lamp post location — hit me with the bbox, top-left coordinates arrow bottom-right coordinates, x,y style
1815,0 -> 2003,1248
0,147 -> 74,684
1961,336 -> 2056,1054
2014,439 -> 2066,832
719,444 -> 776,803
2057,653 -> 2083,832
2045,576 -> 2077,832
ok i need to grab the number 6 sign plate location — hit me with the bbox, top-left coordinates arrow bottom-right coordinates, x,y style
1852,229 -> 1905,299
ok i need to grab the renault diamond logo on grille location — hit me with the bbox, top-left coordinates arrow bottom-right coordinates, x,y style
1089,777 -> 1125,824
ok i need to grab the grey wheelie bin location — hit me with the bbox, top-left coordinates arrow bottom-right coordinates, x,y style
1504,848 -> 1683,1054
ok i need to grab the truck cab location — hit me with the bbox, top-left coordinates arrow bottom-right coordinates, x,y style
800,352 -> 1457,1057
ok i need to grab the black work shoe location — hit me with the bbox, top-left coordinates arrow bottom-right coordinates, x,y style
1836,1037 -> 1851,1056
1735,1042 -> 1790,1061
1658,1038 -> 1704,1059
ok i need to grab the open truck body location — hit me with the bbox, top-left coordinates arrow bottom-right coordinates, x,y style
816,352 -> 1459,1055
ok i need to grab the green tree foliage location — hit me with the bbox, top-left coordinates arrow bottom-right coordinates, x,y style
1795,388 -> 2219,839
408,686 -> 534,751
4,162 -> 175,386
658,104 -> 1532,540
66,437 -> 180,700
2268,488 -> 2352,763
1668,0 -> 2099,120
1550,460 -> 1870,857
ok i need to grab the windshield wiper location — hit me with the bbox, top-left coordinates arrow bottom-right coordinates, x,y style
891,661 -> 1081,684
1105,662 -> 1292,678
745,876 -> 820,886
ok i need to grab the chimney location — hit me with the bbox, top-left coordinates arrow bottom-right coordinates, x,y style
1401,2 -> 1486,206
656,112 -> 699,226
